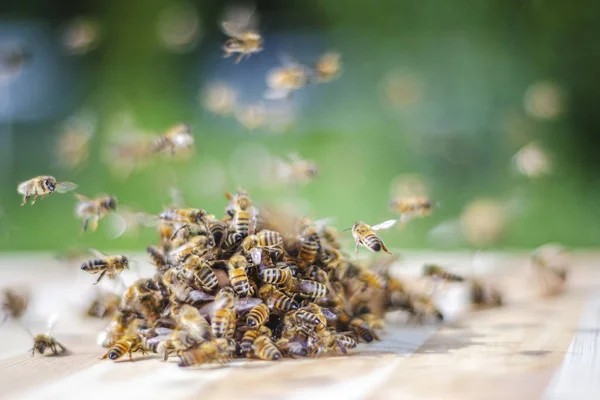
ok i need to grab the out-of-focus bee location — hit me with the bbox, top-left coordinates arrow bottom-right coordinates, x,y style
74,194 -> 117,232
470,280 -> 503,309
240,326 -> 271,357
349,317 -> 379,343
274,153 -> 319,186
349,220 -> 397,256
17,176 -> 77,205
246,302 -> 269,328
265,57 -> 312,100
1,287 -> 29,324
241,230 -> 283,265
101,335 -> 147,361
253,335 -> 282,361
54,116 -> 94,170
211,287 -> 236,338
391,291 -> 444,324
312,51 -> 342,83
104,206 -> 158,240
227,253 -> 251,297
201,81 -> 238,117
275,337 -> 308,357
221,7 -> 263,63
144,328 -> 195,361
389,196 -> 434,224
151,123 -> 194,156
81,249 -> 129,284
86,291 -> 120,319
29,316 -> 67,356
147,246 -> 167,269
234,103 -> 265,130
54,247 -> 89,264
177,305 -> 211,342
317,329 -> 356,355
259,284 -> 298,312
531,243 -> 570,296
422,264 -> 465,282
178,338 -> 232,367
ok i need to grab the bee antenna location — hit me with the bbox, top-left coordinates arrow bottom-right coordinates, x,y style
343,227 -> 352,232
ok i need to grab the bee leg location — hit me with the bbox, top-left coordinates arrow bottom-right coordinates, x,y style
81,218 -> 89,233
235,53 -> 243,64
30,347 -> 35,356
89,216 -> 99,232
380,243 -> 391,254
21,195 -> 30,206
93,270 -> 107,285
55,341 -> 67,354
30,195 -> 38,205
355,241 -> 360,258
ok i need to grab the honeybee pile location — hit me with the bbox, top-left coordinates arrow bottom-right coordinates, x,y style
96,190 -> 442,366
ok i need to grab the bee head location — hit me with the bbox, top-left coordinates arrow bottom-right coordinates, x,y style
35,341 -> 47,354
104,197 -> 117,211
122,257 -> 129,267
44,178 -> 55,192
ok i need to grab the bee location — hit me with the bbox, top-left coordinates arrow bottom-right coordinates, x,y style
275,337 -> 308,357
100,310 -> 139,348
207,218 -> 228,247
259,284 -> 298,312
17,176 -> 77,205
258,266 -> 292,286
146,246 -> 166,269
201,81 -> 238,117
289,278 -> 327,301
274,153 -> 319,186
252,335 -> 282,361
240,326 -> 271,357
298,227 -> 321,270
178,338 -> 232,367
120,278 -> 160,320
29,316 -> 67,356
286,309 -> 325,331
211,287 -> 236,338
221,8 -> 263,63
241,230 -> 283,265
101,335 -> 147,361
422,264 -> 465,282
144,329 -> 193,361
151,123 -> 194,156
349,318 -> 380,343
227,254 -> 251,297
265,58 -> 312,100
86,291 -> 120,319
177,305 -> 211,342
74,194 -> 117,232
389,196 -> 434,224
392,291 -> 444,324
1,287 -> 29,325
312,51 -> 342,83
160,208 -> 210,234
81,249 -> 129,284
169,235 -> 216,264
226,190 -> 258,238
183,255 -> 219,292
349,220 -> 398,256
246,303 -> 270,328
470,280 -> 503,309
55,117 -> 94,170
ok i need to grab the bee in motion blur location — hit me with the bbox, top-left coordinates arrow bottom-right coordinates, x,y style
54,114 -> 95,170
312,51 -> 343,83
81,249 -> 130,284
201,81 -> 238,117
151,123 -> 194,157
75,194 -> 118,233
389,195 -> 434,224
530,243 -> 570,297
349,220 -> 397,256
221,6 -> 262,63
1,287 -> 29,325
274,153 -> 319,186
17,176 -> 77,205
265,56 -> 312,100
28,316 -> 67,356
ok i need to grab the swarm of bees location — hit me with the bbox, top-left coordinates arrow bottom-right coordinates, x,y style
87,190 -> 443,367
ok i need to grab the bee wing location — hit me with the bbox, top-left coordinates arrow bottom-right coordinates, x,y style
89,248 -> 108,258
314,217 -> 335,230
154,327 -> 175,336
263,88 -> 292,101
187,290 -> 215,304
371,219 -> 398,231
55,181 -> 78,193
320,307 -> 339,320
249,248 -> 262,265
104,213 -> 128,239
74,193 -> 91,202
221,21 -> 245,39
234,297 -> 263,314
46,313 -> 59,335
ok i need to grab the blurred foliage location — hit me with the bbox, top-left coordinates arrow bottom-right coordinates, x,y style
1,0 -> 600,251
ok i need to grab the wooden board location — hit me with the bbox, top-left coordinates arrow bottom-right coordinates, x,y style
0,252 -> 597,400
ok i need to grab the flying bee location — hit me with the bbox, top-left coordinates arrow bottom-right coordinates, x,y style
178,338 -> 232,367
151,123 -> 194,156
246,303 -> 269,328
227,254 -> 251,297
74,194 -> 117,232
259,284 -> 298,312
86,291 -> 120,319
101,335 -> 147,361
274,153 -> 319,186
81,249 -> 129,284
265,57 -> 312,100
422,264 -> 465,282
1,287 -> 29,325
348,220 -> 398,256
28,315 -> 67,356
211,287 -> 236,338
253,335 -> 282,361
389,196 -> 434,224
54,117 -> 94,170
258,266 -> 292,286
17,176 -> 77,205
241,230 -> 283,265
312,51 -> 342,83
221,7 -> 262,63
178,305 -> 211,342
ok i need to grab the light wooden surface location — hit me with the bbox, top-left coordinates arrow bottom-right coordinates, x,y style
0,252 -> 598,400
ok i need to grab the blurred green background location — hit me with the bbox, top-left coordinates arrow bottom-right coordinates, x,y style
1,0 -> 599,252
